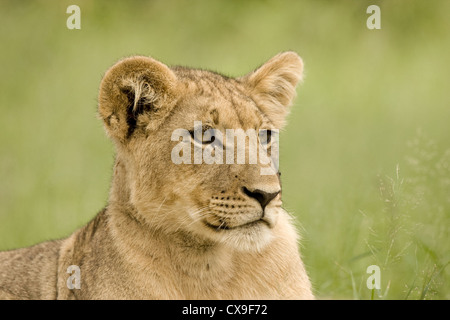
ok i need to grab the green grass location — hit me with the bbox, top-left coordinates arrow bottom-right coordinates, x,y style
0,0 -> 449,299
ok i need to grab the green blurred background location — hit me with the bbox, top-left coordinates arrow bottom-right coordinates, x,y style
0,0 -> 448,299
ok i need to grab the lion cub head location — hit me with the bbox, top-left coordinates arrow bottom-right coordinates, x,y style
98,52 -> 303,252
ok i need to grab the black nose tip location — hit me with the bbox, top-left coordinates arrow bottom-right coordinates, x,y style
242,187 -> 280,209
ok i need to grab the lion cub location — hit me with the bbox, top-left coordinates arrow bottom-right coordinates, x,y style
0,52 -> 314,299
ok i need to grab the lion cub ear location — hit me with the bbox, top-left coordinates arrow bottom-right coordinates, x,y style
240,51 -> 304,128
98,56 -> 178,143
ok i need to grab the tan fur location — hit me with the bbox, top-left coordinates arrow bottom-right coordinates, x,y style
0,52 -> 314,300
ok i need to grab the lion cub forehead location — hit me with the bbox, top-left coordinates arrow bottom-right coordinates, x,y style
173,67 -> 236,96
171,68 -> 265,130
173,89 -> 265,131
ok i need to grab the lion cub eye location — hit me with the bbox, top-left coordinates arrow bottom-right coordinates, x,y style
190,126 -> 216,145
259,129 -> 272,146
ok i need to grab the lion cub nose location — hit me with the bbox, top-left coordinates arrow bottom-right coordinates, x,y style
242,187 -> 280,210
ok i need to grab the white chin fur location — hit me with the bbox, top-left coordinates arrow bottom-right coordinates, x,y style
218,223 -> 274,253
184,207 -> 279,253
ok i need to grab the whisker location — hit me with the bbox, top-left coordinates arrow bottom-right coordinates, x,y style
216,220 -> 226,231
174,206 -> 210,232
